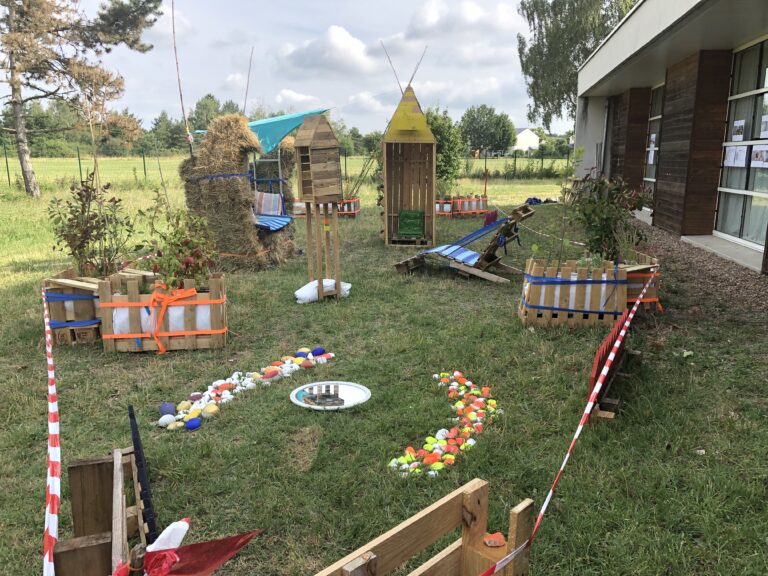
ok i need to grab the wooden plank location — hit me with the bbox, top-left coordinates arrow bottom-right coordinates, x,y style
587,266 -> 603,326
315,202 -> 325,299
112,449 -> 127,571
342,552 -> 377,576
332,203 -> 341,296
461,480 -> 490,576
556,265 -> 572,326
408,539 -> 462,576
306,203 -> 315,281
323,205 -> 333,284
209,276 -> 224,349
506,499 -> 533,576
183,278 -> 196,350
542,266 -> 558,325
384,143 -> 392,244
69,457 -> 113,537
54,532 -> 112,576
316,478 -> 487,576
127,279 -> 141,353
449,261 -> 509,283
46,278 -> 100,292
573,268 -> 588,326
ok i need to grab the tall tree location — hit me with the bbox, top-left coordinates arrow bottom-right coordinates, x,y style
220,99 -> 241,115
425,107 -> 463,191
189,94 -> 222,131
0,0 -> 162,197
459,105 -> 516,153
517,0 -> 636,129
361,130 -> 382,155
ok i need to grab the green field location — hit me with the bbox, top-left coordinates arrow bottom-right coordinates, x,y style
0,174 -> 766,575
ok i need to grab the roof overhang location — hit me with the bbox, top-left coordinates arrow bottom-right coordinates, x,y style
578,0 -> 768,97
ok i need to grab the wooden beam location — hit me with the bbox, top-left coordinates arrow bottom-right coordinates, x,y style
408,539 -> 462,576
54,532 -> 112,576
460,481 -> 490,576
506,499 -> 533,576
111,449 -> 127,571
449,262 -> 510,284
342,552 -> 378,575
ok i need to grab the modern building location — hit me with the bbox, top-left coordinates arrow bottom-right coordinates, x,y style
513,127 -> 540,153
574,0 -> 768,274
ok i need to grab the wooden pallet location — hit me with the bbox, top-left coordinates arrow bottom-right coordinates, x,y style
623,249 -> 661,312
317,479 -> 533,576
53,447 -> 150,576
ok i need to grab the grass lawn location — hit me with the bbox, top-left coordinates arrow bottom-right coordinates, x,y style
0,175 -> 766,575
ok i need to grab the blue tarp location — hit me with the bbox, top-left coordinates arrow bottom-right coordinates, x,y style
247,108 -> 329,153
193,108 -> 329,154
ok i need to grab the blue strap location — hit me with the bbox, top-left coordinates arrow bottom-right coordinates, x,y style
49,319 -> 101,329
520,298 -> 624,316
45,292 -> 98,302
524,274 -> 627,286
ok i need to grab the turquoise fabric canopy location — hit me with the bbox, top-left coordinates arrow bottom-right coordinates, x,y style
248,108 -> 329,153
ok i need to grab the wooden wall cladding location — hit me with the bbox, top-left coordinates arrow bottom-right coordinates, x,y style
610,88 -> 650,191
655,50 -> 730,235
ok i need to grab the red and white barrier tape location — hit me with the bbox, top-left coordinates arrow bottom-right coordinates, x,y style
42,288 -> 60,576
479,269 -> 657,576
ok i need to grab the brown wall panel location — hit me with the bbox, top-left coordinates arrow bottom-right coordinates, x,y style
610,88 -> 650,190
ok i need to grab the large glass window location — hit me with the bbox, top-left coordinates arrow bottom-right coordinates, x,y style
715,40 -> 768,247
644,85 -> 663,198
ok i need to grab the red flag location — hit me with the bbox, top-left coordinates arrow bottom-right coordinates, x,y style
143,530 -> 262,576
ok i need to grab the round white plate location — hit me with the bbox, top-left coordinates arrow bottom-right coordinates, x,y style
290,381 -> 371,411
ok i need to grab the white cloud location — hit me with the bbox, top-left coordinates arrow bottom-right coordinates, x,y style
143,3 -> 192,45
275,88 -> 319,106
406,0 -> 524,39
345,91 -> 387,114
439,43 -> 520,67
277,25 -> 378,77
223,73 -> 247,90
413,76 -> 507,107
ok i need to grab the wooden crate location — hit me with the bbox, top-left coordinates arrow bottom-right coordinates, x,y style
622,249 -> 661,311
54,447 -> 149,576
518,259 -> 628,327
317,478 -> 533,576
44,269 -> 158,345
98,274 -> 227,353
339,197 -> 361,217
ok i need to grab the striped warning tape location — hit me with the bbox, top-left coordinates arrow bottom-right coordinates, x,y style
478,269 -> 657,576
42,288 -> 60,576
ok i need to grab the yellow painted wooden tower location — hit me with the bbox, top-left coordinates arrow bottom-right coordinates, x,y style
382,86 -> 437,246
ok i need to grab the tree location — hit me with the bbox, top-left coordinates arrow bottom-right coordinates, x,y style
361,130 -> 382,155
221,99 -> 241,115
348,127 -> 363,156
517,0 -> 636,129
459,105 -> 516,153
425,107 -> 463,192
189,94 -> 222,131
0,0 -> 162,197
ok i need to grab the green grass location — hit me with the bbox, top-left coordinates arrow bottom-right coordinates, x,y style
0,175 -> 767,576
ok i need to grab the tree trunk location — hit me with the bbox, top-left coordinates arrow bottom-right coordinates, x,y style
7,5 -> 41,198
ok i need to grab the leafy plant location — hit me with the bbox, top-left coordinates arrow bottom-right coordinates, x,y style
563,173 -> 648,261
138,191 -> 217,289
48,173 -> 135,276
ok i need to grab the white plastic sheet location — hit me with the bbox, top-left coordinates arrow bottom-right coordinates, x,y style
295,279 -> 351,304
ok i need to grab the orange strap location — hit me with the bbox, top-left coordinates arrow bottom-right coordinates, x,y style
99,297 -> 225,308
103,327 -> 228,340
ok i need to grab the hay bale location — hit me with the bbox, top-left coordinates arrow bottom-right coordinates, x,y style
180,114 -> 294,269
257,136 -> 296,204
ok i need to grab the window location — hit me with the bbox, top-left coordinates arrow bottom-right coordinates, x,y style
715,39 -> 768,247
644,85 -> 664,197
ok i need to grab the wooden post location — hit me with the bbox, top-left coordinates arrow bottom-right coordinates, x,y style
111,449 -> 127,571
127,279 -> 141,352
183,278 -> 196,350
506,499 -> 533,576
306,202 -> 315,281
342,552 -> 377,576
332,203 -> 341,295
460,480 -> 490,576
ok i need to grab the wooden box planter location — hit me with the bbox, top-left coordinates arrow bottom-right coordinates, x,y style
518,259 -> 628,327
338,197 -> 361,217
44,269 -> 158,346
623,249 -> 661,311
97,274 -> 227,353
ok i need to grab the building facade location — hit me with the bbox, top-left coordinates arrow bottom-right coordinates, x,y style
574,0 -> 768,273
513,128 -> 540,152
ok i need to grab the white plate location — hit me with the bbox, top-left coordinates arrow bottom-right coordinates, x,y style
290,381 -> 371,411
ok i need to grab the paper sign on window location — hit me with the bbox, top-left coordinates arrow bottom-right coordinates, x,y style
751,145 -> 768,168
732,119 -> 745,142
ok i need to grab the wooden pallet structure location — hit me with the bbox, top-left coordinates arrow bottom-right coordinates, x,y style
623,249 -> 661,312
395,204 -> 535,283
317,479 -> 533,576
295,115 -> 343,300
382,86 -> 437,247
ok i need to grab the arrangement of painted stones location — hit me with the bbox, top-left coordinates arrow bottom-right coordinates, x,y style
389,371 -> 501,477
157,347 -> 335,431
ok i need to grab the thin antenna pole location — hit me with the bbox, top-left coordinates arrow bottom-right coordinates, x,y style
171,0 -> 193,158
380,40 -> 403,95
407,45 -> 428,87
242,46 -> 254,116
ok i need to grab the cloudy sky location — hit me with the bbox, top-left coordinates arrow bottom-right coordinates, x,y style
86,0 -> 571,134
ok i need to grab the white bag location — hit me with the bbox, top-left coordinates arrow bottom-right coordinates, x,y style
295,279 -> 351,304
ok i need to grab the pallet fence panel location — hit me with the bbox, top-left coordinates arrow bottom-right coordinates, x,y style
573,267 -> 588,327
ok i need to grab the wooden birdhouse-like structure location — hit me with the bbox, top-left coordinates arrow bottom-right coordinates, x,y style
383,86 -> 436,246
294,115 -> 343,300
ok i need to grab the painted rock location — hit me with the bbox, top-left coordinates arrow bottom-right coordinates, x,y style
184,418 -> 202,431
176,401 -> 192,412
158,414 -> 176,427
310,347 -> 325,357
167,421 -> 185,431
159,402 -> 175,416
271,361 -> 283,367
300,360 -> 314,369
183,409 -> 202,421
295,351 -> 308,358
202,404 -> 219,419
263,367 -> 280,379
188,393 -> 203,402
298,347 -> 311,353
292,357 -> 304,365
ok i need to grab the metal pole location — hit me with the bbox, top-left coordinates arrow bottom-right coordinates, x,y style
76,145 -> 83,182
142,150 -> 147,181
3,141 -> 10,186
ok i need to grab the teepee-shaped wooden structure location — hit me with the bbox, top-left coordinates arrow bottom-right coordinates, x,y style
382,86 -> 436,246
